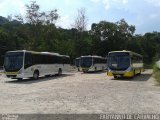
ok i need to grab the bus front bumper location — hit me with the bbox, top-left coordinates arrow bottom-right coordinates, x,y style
4,72 -> 23,79
82,67 -> 89,72
107,71 -> 134,77
82,67 -> 94,72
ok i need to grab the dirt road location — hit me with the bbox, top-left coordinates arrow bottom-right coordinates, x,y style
0,69 -> 160,114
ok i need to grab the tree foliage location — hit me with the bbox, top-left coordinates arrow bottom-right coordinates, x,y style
73,8 -> 87,32
0,1 -> 160,65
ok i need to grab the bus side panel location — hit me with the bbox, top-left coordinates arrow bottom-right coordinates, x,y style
94,63 -> 106,71
43,64 -> 58,75
62,64 -> 71,73
23,52 -> 34,78
23,64 -> 63,78
131,54 -> 143,75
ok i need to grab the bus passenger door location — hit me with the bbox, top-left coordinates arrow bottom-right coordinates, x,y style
24,53 -> 33,77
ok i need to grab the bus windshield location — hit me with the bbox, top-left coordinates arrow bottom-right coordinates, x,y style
4,52 -> 24,72
80,57 -> 92,67
108,52 -> 130,70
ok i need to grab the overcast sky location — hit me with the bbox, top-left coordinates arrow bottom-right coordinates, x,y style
0,0 -> 160,34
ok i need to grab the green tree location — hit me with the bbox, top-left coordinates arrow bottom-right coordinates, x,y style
15,1 -> 59,51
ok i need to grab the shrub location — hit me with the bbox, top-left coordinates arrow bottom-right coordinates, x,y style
153,64 -> 160,85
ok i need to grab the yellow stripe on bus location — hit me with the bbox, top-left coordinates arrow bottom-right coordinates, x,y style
107,71 -> 134,77
4,72 -> 18,75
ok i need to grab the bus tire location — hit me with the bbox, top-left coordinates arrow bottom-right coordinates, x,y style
83,70 -> 87,73
58,68 -> 62,76
33,70 -> 39,80
139,69 -> 141,75
102,66 -> 104,71
95,67 -> 97,71
114,76 -> 118,79
133,70 -> 136,77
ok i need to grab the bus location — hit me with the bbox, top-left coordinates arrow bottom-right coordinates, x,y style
3,50 -> 71,80
107,50 -> 143,78
80,55 -> 107,73
75,57 -> 81,71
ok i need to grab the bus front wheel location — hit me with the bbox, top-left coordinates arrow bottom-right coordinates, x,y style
33,70 -> 39,80
114,76 -> 118,79
133,70 -> 136,77
139,69 -> 141,75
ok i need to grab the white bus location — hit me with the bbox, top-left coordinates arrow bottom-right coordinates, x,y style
3,50 -> 71,80
107,51 -> 143,78
80,55 -> 107,73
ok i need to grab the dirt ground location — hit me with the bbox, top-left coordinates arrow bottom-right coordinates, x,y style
0,69 -> 160,114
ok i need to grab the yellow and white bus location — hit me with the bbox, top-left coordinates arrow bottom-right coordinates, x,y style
3,50 -> 71,80
107,51 -> 143,78
80,55 -> 107,73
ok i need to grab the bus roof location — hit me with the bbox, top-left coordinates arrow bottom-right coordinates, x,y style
75,57 -> 80,60
80,55 -> 105,59
108,50 -> 142,57
60,55 -> 70,58
6,50 -> 69,57
41,52 -> 59,55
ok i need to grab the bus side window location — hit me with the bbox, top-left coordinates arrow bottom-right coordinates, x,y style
25,53 -> 32,68
133,55 -> 136,63
62,57 -> 65,64
140,57 -> 143,63
64,57 -> 70,64
53,55 -> 58,64
95,58 -> 98,64
131,56 -> 134,63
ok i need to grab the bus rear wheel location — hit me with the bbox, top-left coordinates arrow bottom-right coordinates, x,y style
58,68 -> 62,76
102,66 -> 104,71
83,70 -> 87,73
33,70 -> 39,80
95,67 -> 97,71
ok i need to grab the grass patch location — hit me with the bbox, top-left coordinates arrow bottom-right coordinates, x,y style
153,64 -> 160,85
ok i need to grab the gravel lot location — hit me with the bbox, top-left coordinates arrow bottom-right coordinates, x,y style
0,69 -> 160,114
